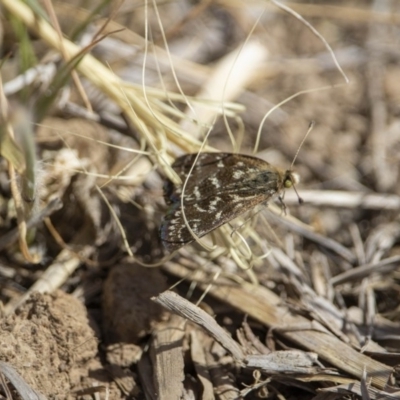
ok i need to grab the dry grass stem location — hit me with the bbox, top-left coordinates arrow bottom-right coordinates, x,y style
4,247 -> 92,314
284,190 -> 400,210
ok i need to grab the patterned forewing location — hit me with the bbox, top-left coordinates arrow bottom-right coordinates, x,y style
165,153 -> 233,203
166,153 -> 282,203
161,153 -> 285,251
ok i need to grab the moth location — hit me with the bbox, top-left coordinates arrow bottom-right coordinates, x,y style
160,152 -> 300,251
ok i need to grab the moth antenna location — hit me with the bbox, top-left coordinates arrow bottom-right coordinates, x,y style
292,184 -> 304,205
290,120 -> 314,171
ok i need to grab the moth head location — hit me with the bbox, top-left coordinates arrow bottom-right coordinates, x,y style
283,171 -> 300,188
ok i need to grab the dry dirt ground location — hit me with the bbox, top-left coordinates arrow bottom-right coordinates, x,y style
1,1 -> 400,399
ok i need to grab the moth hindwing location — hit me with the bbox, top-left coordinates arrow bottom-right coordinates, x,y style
160,152 -> 298,251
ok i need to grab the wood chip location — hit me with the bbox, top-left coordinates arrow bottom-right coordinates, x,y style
153,291 -> 245,362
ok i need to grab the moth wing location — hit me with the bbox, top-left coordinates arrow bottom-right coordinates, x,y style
172,152 -> 272,177
165,153 -> 278,204
160,191 -> 269,251
172,153 -> 232,175
164,153 -> 231,203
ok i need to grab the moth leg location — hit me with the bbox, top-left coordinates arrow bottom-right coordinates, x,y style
278,195 -> 287,215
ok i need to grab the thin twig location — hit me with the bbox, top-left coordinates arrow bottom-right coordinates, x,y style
283,190 -> 400,210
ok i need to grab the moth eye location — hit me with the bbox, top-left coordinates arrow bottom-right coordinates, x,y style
284,179 -> 293,188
